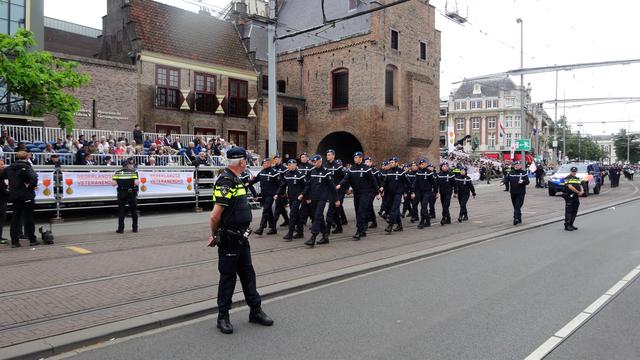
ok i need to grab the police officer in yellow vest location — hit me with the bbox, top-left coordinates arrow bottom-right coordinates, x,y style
208,147 -> 273,334
562,166 -> 583,231
112,158 -> 139,233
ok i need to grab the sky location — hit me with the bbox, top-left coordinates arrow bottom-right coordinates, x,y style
44,0 -> 640,135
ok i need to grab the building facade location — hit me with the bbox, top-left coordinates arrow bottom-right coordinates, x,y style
239,0 -> 441,163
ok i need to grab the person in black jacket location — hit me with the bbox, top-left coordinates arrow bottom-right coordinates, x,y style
436,163 -> 456,226
325,150 -> 347,231
0,158 -> 8,244
508,162 -> 530,225
426,163 -> 438,219
414,159 -> 436,229
278,159 -> 307,240
272,154 -> 290,228
297,152 -> 313,226
380,157 -> 413,233
302,155 -> 339,247
454,167 -> 476,222
248,159 -> 281,235
6,151 -> 39,247
338,151 -> 380,240
365,157 -> 381,229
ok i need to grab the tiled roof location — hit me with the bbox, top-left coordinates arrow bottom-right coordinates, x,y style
453,77 -> 517,99
129,0 -> 254,72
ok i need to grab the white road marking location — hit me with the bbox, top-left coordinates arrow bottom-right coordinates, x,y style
523,263 -> 640,360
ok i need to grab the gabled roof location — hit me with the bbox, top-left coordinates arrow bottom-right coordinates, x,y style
453,77 -> 517,99
129,0 -> 254,72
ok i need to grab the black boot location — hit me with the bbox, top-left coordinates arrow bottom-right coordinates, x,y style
304,233 -> 317,247
249,307 -> 274,326
369,221 -> 377,229
29,240 -> 41,246
462,214 -> 468,221
254,227 -> 264,236
564,224 -> 574,231
392,223 -> 403,232
457,216 -> 463,223
293,230 -> 304,239
266,228 -> 277,235
571,225 -> 578,230
316,232 -> 330,245
384,223 -> 393,233
360,232 -> 367,237
279,221 -> 289,227
332,225 -> 343,234
417,220 -> 425,229
440,218 -> 446,226
217,313 -> 233,334
352,232 -> 361,241
424,219 -> 431,227
283,231 -> 293,241
445,217 -> 452,224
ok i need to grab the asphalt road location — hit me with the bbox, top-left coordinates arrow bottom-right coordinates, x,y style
51,198 -> 640,360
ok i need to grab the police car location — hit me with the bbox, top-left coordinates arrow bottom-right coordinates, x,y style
548,163 -> 600,197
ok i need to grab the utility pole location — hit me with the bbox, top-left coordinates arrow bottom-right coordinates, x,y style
554,70 -> 558,162
562,92 -> 566,163
267,0 -> 277,157
517,18 -> 525,167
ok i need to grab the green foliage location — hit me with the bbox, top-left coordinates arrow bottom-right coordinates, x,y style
0,29 -> 90,133
554,116 -> 604,161
614,129 -> 640,163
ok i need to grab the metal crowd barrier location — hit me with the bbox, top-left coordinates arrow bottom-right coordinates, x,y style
2,152 -> 193,166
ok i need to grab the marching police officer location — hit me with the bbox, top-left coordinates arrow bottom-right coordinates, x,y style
297,152 -> 313,226
248,158 -> 280,235
426,163 -> 438,219
112,157 -> 139,234
454,167 -> 476,222
378,160 -> 391,220
278,159 -> 306,240
508,162 -> 530,225
365,156 -> 380,229
272,154 -> 290,227
502,163 -> 512,191
208,147 -> 273,334
6,151 -> 39,247
240,169 -> 258,198
562,166 -> 583,231
402,162 -> 419,222
338,151 -> 380,240
436,163 -> 456,225
414,159 -> 436,229
325,150 -> 347,233
381,157 -> 413,233
303,155 -> 339,247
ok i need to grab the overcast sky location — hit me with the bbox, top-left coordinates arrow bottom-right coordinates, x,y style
45,0 -> 640,135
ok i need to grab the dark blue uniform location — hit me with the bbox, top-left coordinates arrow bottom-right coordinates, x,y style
325,160 -> 347,231
562,174 -> 582,230
340,163 -> 379,238
249,166 -> 281,233
508,168 -> 529,224
382,166 -> 412,230
240,170 -> 257,198
279,169 -> 307,239
303,166 -> 338,246
414,166 -> 436,227
402,170 -> 417,221
436,169 -> 456,225
273,163 -> 289,226
297,161 -> 313,224
455,174 -> 476,221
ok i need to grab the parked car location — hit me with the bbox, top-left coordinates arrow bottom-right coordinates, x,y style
547,163 -> 600,196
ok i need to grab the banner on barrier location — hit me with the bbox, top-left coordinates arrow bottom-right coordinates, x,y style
61,171 -> 195,199
36,172 -> 55,201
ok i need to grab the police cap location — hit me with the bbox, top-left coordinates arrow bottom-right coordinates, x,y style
226,147 -> 247,160
389,156 -> 399,162
382,161 -> 389,166
300,152 -> 309,157
364,156 -> 371,161
273,153 -> 281,159
310,154 -> 322,161
418,159 -> 427,164
335,159 -> 343,166
353,151 -> 364,158
570,166 -> 578,172
326,149 -> 335,155
262,158 -> 271,164
287,159 -> 298,164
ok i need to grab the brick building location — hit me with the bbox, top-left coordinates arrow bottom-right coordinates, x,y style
97,0 -> 259,149
238,0 -> 441,163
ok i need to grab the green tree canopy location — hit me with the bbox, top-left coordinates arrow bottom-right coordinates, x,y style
553,115 -> 604,161
0,28 -> 90,133
614,129 -> 640,164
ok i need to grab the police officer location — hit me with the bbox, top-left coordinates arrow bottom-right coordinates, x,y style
426,163 -> 438,218
562,166 -> 583,231
365,157 -> 380,229
414,159 -> 436,229
272,154 -> 290,227
325,150 -> 347,232
378,160 -> 391,220
338,151 -> 380,240
407,162 -> 420,222
279,159 -> 306,240
454,167 -> 476,222
502,163 -> 512,191
240,169 -> 258,198
436,163 -> 456,226
302,155 -> 339,247
248,158 -> 280,235
380,157 -> 413,233
6,151 -> 39,247
508,162 -> 530,225
297,152 -> 313,226
208,147 -> 273,334
112,157 -> 139,234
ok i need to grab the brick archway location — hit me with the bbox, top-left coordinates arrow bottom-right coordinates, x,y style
317,131 -> 364,165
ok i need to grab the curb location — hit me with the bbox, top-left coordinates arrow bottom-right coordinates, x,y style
2,194 -> 639,360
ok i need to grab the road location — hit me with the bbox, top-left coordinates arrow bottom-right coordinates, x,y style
50,197 -> 640,360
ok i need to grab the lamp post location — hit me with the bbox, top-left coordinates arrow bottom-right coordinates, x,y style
516,18 -> 525,167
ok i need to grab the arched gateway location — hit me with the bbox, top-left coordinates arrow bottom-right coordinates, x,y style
316,132 -> 364,164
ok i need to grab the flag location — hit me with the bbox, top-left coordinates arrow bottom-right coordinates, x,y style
447,126 -> 456,152
499,121 -> 506,137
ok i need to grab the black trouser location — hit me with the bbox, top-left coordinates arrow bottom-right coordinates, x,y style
536,175 -> 543,187
418,192 -> 433,223
387,193 -> 403,225
353,192 -> 375,233
310,200 -> 328,235
0,199 -> 6,240
217,237 -> 261,315
330,190 -> 346,226
428,192 -> 437,217
288,199 -> 302,234
440,191 -> 452,219
259,195 -> 276,230
117,192 -> 138,231
10,199 -> 35,244
274,195 -> 289,224
299,201 -> 310,225
380,189 -> 392,215
458,191 -> 470,218
411,196 -> 420,220
564,196 -> 580,227
504,176 -> 510,191
511,193 -> 525,220
402,193 -> 412,216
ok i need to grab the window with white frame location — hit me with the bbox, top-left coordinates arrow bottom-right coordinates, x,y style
515,133 -> 521,140
506,133 -> 512,147
505,98 -> 514,107
471,117 -> 480,130
487,116 -> 497,129
488,134 -> 495,147
515,115 -> 521,129
486,99 -> 498,108
471,100 -> 482,109
456,118 -> 465,131
505,115 -> 513,128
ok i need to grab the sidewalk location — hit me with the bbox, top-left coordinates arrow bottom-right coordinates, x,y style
0,181 -> 638,359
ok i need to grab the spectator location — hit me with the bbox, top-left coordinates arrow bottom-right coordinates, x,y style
186,142 -> 197,160
125,142 -> 136,156
78,134 -> 88,147
117,132 -> 128,145
45,154 -> 60,166
194,151 -> 210,166
0,129 -> 9,146
114,142 -> 126,156
16,142 -> 27,152
43,143 -> 55,154
90,134 -> 98,146
133,124 -> 143,145
75,146 -> 87,165
145,156 -> 157,166
163,133 -> 173,147
98,136 -> 109,154
53,137 -> 65,151
2,137 -> 15,153
104,156 -> 114,166
143,135 -> 152,149
85,154 -> 96,165
173,137 -> 184,150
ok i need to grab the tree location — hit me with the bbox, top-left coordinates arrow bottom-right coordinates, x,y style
0,29 -> 90,133
554,116 -> 604,161
614,129 -> 640,164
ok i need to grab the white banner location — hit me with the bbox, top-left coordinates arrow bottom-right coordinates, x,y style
35,172 -> 55,201
62,172 -> 114,199
447,126 -> 456,152
62,171 -> 196,199
137,171 -> 194,197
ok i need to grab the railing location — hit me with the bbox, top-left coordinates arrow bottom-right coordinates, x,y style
2,152 -> 193,166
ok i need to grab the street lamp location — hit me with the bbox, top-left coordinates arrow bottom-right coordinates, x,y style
517,18 -> 525,167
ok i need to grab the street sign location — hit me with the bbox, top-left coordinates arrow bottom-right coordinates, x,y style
515,139 -> 531,151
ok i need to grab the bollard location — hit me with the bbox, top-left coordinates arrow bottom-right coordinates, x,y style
50,167 -> 64,223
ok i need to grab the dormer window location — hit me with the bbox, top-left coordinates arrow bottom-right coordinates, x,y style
473,83 -> 481,94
